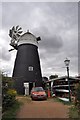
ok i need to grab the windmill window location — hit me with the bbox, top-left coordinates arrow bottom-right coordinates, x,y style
28,66 -> 33,71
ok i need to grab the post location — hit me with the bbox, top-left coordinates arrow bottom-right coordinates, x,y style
67,67 -> 71,102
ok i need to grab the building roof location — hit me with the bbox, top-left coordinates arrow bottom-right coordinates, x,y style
20,31 -> 36,39
45,76 -> 80,83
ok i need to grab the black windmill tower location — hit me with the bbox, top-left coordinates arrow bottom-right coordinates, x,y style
9,26 -> 42,94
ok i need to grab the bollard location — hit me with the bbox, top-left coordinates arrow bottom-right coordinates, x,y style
48,89 -> 50,98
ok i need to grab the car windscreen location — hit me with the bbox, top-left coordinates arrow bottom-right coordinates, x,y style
33,87 -> 44,92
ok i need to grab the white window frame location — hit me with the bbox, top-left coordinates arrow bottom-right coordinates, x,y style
28,66 -> 33,71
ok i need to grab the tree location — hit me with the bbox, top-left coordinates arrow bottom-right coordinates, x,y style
42,77 -> 48,82
49,74 -> 58,79
42,77 -> 48,90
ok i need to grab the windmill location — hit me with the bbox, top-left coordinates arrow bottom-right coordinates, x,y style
9,25 -> 23,51
9,26 -> 42,94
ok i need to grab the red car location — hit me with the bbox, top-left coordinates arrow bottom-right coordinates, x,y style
30,87 -> 47,100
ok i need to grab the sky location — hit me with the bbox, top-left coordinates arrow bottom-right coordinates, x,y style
0,1 -> 79,78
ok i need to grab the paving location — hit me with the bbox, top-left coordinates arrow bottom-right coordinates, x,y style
17,97 -> 69,118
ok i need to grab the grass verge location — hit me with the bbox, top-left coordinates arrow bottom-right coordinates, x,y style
69,105 -> 80,118
2,100 -> 22,120
52,97 -> 73,105
52,97 -> 80,118
16,95 -> 32,103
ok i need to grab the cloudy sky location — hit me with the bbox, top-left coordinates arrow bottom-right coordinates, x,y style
0,1 -> 79,78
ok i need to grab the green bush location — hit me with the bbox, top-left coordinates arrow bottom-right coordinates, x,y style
75,83 -> 80,115
7,89 -> 17,97
2,89 -> 17,112
76,84 -> 80,102
2,100 -> 22,120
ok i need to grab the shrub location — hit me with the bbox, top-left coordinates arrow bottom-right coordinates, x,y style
2,89 -> 17,112
75,83 -> 80,115
7,89 -> 17,97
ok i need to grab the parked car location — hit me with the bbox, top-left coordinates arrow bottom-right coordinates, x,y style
30,87 -> 47,100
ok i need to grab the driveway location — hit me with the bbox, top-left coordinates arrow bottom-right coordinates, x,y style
16,97 -> 69,118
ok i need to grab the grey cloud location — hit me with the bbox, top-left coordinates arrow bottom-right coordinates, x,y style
0,3 -> 2,29
1,2 -> 78,76
0,30 -> 11,61
1,47 -> 11,61
40,35 -> 63,50
34,25 -> 63,53
78,1 -> 80,74
2,2 -> 77,30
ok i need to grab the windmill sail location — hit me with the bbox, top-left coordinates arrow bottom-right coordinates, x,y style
9,25 -> 23,50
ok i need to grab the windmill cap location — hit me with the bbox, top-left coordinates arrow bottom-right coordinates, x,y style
18,31 -> 39,47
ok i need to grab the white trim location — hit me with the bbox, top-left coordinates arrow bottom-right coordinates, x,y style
58,97 -> 69,102
56,89 -> 69,92
18,39 -> 38,46
53,84 -> 74,87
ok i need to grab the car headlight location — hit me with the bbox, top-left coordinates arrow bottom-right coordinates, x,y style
32,93 -> 37,96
